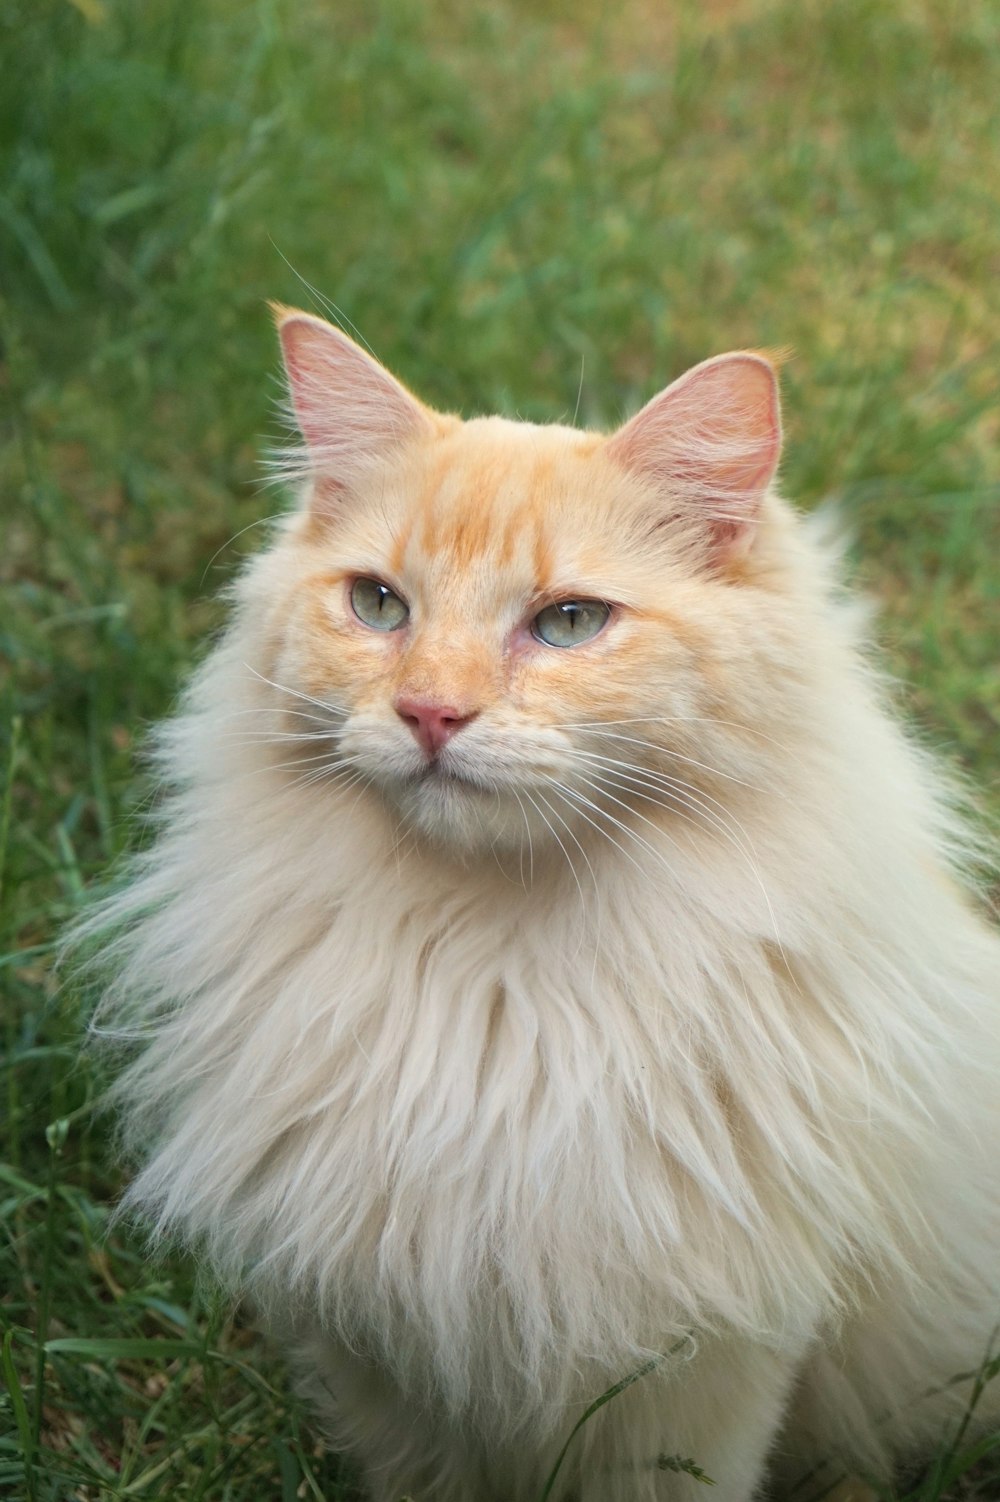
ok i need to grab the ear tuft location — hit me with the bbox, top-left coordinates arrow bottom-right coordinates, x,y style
268,299 -> 297,326
606,352 -> 782,561
274,307 -> 432,501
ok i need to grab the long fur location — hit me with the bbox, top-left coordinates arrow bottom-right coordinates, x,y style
81,320 -> 1000,1501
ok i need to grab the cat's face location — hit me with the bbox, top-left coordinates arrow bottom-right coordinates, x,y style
257,309 -> 783,854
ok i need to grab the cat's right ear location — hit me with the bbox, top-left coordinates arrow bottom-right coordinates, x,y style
272,305 -> 433,503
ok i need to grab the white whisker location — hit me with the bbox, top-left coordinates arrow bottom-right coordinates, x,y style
219,706 -> 340,729
523,788 -> 587,916
256,750 -> 350,776
571,727 -> 763,791
561,715 -> 794,754
242,663 -> 348,721
285,763 -> 366,796
533,787 -> 603,978
548,778 -> 678,884
568,749 -> 762,860
509,788 -> 535,889
572,759 -> 783,948
222,730 -> 342,749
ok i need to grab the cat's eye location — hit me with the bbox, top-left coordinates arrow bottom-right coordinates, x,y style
351,577 -> 409,631
531,599 -> 610,648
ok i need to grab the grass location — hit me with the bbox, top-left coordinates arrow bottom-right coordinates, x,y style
1,0 -> 999,1495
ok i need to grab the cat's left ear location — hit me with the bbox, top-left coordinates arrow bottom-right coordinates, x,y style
606,352 -> 781,562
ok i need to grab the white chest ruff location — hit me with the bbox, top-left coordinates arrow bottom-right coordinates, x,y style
121,841 -> 962,1421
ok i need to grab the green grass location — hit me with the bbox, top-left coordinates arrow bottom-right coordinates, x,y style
2,0 -> 998,1496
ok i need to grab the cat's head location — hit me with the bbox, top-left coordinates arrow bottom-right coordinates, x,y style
249,307 -> 787,855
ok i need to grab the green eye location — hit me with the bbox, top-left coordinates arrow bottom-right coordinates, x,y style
351,577 -> 409,631
532,599 -> 610,648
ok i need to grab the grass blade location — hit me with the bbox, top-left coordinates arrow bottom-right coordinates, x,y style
1,1329 -> 36,1502
45,1337 -> 205,1359
537,1355 -> 662,1502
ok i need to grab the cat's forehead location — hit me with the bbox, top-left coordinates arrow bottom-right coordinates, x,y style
389,417 -> 611,588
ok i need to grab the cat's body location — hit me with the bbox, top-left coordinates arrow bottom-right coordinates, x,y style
90,311 -> 1000,1500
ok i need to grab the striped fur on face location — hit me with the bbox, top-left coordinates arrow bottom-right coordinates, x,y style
266,311 -> 783,852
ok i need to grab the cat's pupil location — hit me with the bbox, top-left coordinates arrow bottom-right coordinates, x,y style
351,577 -> 409,631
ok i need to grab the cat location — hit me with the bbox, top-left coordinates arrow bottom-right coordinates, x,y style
86,305 -> 1000,1501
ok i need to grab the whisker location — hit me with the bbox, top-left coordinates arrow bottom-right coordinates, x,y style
578,761 -> 748,864
559,768 -> 794,979
568,728 -> 763,791
218,706 -> 339,729
568,749 -> 762,854
524,788 -> 587,915
242,664 -> 348,721
254,750 -> 351,777
532,787 -> 603,975
548,779 -> 677,883
199,512 -> 290,586
561,715 -> 793,753
510,788 -> 534,889
221,729 -> 341,748
561,770 -> 692,869
535,787 -> 600,903
569,759 -> 784,948
285,763 -> 366,795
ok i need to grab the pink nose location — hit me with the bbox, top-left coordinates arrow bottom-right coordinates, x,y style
394,697 -> 477,759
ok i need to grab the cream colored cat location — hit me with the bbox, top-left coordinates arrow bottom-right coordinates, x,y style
91,308 -> 1000,1501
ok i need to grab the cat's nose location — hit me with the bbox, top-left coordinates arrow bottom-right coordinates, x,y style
394,697 -> 478,759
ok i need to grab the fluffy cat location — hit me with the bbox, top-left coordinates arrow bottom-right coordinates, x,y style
88,307 -> 1000,1501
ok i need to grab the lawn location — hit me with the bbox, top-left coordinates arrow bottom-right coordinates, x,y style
2,0 -> 999,1496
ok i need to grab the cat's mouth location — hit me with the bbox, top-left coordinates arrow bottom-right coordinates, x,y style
416,762 -> 490,794
388,750 -> 561,850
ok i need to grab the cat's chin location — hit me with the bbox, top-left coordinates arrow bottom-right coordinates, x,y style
389,770 -> 545,856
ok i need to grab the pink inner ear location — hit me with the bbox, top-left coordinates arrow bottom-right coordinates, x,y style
278,312 -> 431,491
607,352 -> 782,558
